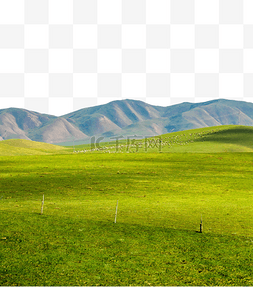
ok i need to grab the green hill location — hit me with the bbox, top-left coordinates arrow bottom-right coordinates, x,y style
1,125 -> 253,156
72,125 -> 253,153
158,125 -> 253,153
0,139 -> 69,156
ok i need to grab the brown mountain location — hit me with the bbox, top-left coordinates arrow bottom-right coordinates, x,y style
1,99 -> 253,144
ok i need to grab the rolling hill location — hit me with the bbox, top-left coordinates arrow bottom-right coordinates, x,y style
73,125 -> 253,154
0,139 -> 69,156
1,99 -> 253,144
2,125 -> 253,156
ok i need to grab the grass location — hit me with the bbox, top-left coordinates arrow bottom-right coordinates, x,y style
0,139 -> 69,156
71,125 -> 253,154
0,150 -> 253,285
1,125 -> 253,156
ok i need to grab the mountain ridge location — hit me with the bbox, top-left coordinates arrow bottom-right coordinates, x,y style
1,98 -> 253,144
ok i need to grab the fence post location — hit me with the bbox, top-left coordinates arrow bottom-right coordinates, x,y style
114,200 -> 118,223
200,216 -> 203,233
41,194 -> 44,215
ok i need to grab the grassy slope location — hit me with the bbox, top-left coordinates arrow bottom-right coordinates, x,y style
71,125 -> 253,153
0,152 -> 253,285
158,125 -> 253,153
0,139 -> 69,156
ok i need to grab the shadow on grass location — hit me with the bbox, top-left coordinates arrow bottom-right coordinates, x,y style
194,127 -> 253,149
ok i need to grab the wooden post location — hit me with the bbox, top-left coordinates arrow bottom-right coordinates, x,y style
200,216 -> 203,233
114,200 -> 118,223
41,194 -> 44,215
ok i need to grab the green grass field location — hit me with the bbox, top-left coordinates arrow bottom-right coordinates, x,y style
0,139 -> 69,156
0,126 -> 253,285
72,125 -> 253,154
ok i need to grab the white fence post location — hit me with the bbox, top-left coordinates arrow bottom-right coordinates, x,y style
114,200 -> 118,223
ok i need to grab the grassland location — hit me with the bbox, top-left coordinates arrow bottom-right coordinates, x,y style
0,139 -> 69,156
71,125 -> 253,154
1,125 -> 253,156
0,126 -> 253,285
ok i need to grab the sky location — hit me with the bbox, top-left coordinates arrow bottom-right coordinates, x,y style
0,0 -> 253,116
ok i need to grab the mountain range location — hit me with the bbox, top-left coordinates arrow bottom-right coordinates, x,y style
1,98 -> 253,145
